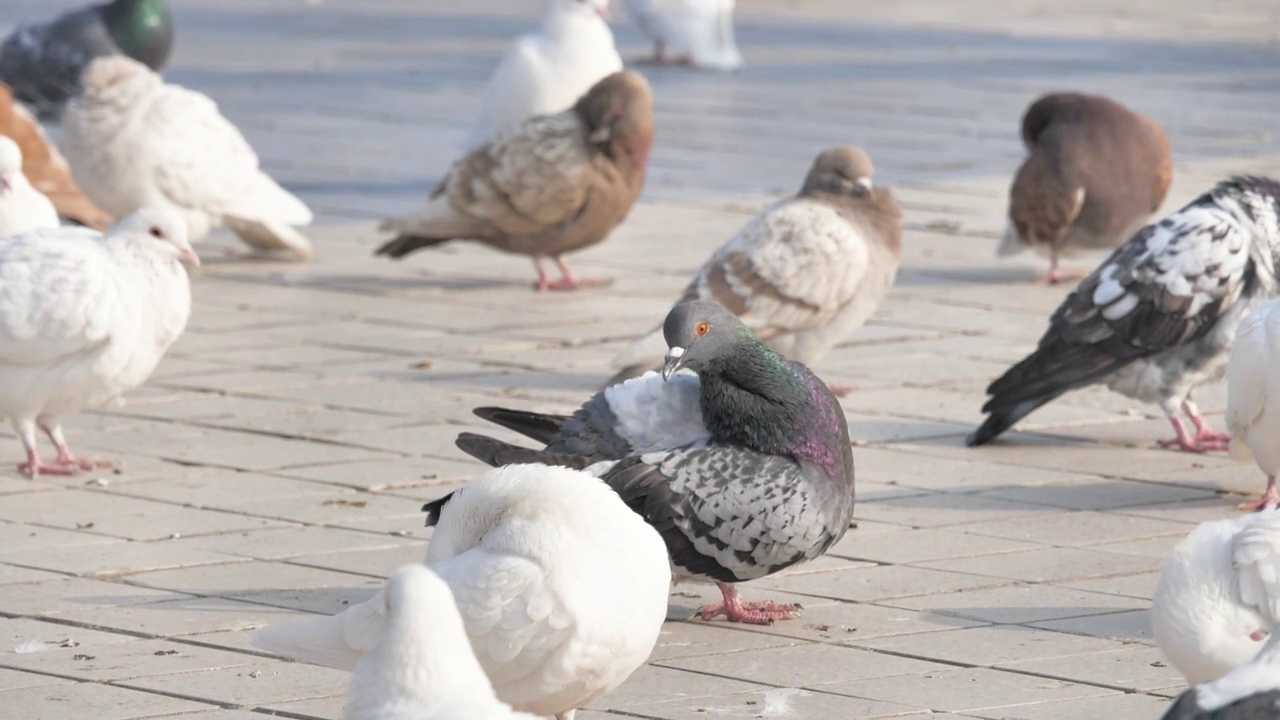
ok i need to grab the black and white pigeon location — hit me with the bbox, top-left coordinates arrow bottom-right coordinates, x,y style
449,300 -> 856,625
1161,632 -> 1280,720
969,176 -> 1280,453
0,0 -> 173,121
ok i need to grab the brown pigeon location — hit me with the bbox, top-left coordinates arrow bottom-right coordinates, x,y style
998,92 -> 1173,284
375,70 -> 654,292
0,83 -> 111,230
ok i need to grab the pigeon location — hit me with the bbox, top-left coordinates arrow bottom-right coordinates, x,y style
0,83 -> 111,230
998,92 -> 1173,284
969,176 -> 1280,453
610,147 -> 902,391
253,463 -> 671,720
377,71 -> 653,292
0,136 -> 59,235
1152,511 -> 1280,685
58,57 -> 314,260
624,0 -> 743,71
0,206 -> 197,478
1227,299 -> 1280,511
0,0 -> 173,121
466,0 -> 622,150
341,565 -> 538,720
1161,632 -> 1280,720
455,300 -> 857,625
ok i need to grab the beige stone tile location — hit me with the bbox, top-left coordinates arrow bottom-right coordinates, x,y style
910,547 -> 1158,584
0,668 -> 73,692
659,642 -> 953,689
1056,573 -> 1162,601
964,691 -> 1171,720
757,564 -> 1010,602
648,621 -> 801,661
819,667 -> 1115,713
855,625 -> 1133,666
1030,609 -> 1153,643
855,492 -> 1054,529
890,583 -> 1147,625
122,657 -> 351,706
0,577 -> 186,616
625,687 -> 924,719
586,664 -> 769,708
51,596 -> 289,638
0,540 -> 244,577
959,511 -> 1193,547
829,527 -> 1041,564
1000,646 -> 1186,693
0,682 -> 215,719
2,637 -> 257,682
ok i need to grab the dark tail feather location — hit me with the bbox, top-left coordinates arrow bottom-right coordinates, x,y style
472,407 -> 569,445
455,432 -> 598,470
374,235 -> 450,259
967,397 -> 1054,447
421,492 -> 455,527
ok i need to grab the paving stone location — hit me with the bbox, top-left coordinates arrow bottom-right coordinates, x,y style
657,642 -> 954,688
889,583 -> 1148,625
854,625 -> 1134,667
910,547 -> 1158,584
0,668 -> 73,692
965,691 -> 1172,720
0,682 -> 215,720
121,658 -> 350,707
0,577 -> 187,617
630,687 -> 925,719
818,666 -> 1115,713
999,645 -> 1187,693
0,638 -> 257,682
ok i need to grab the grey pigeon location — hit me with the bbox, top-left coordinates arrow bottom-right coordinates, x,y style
451,300 -> 856,625
970,176 -> 1280,453
998,92 -> 1173,285
0,0 -> 173,121
610,146 -> 902,393
1161,632 -> 1280,720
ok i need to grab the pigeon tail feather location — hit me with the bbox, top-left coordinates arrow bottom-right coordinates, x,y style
471,407 -> 569,445
250,604 -> 371,671
224,217 -> 313,260
373,233 -> 452,258
454,432 -> 597,469
967,397 -> 1051,447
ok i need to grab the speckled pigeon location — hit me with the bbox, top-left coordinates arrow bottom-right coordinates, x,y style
970,176 -> 1280,453
450,300 -> 857,625
0,0 -> 173,121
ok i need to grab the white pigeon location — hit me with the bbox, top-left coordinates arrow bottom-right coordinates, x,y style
1162,631 -> 1280,719
624,0 -> 743,71
1152,510 -> 1280,684
253,463 -> 672,720
465,0 -> 623,150
58,56 -> 314,260
0,206 -> 197,478
0,134 -> 58,234
342,565 -> 538,720
1227,298 -> 1280,511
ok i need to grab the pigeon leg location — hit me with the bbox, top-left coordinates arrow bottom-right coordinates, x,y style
13,419 -> 78,478
1158,415 -> 1225,453
697,582 -> 802,625
1240,476 -> 1280,512
532,258 -> 552,292
538,257 -> 614,292
1038,255 -> 1064,285
1184,399 -> 1231,447
40,422 -> 114,471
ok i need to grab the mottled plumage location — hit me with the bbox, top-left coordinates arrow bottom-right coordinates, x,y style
455,301 -> 856,624
0,0 -> 173,121
376,71 -> 653,291
970,176 -> 1280,452
611,147 -> 902,388
999,92 -> 1173,284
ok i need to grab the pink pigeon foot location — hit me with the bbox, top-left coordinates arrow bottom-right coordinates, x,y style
1159,417 -> 1230,453
1239,476 -> 1280,512
55,450 -> 115,472
18,456 -> 84,479
697,583 -> 802,625
532,258 -> 614,292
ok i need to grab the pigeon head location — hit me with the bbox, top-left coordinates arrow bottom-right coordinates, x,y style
575,71 -> 654,171
102,0 -> 174,70
112,207 -> 200,267
661,300 -> 752,381
79,56 -> 159,105
802,147 -> 876,198
0,136 -> 21,193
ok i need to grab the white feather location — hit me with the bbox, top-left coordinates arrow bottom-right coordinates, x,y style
0,207 -> 194,470
466,0 -> 622,150
1227,299 -> 1280,468
253,464 -> 671,718
0,136 -> 58,234
603,371 -> 708,451
342,566 -> 537,720
58,57 -> 313,260
1153,511 -> 1280,684
624,0 -> 742,70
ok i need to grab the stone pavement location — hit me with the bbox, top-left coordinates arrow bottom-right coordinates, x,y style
2,1 -> 1280,718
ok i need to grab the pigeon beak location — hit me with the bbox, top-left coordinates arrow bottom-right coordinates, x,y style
661,346 -> 686,381
856,177 -> 873,190
178,247 -> 201,267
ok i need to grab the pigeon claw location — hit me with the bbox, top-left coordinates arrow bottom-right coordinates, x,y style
1238,477 -> 1280,513
698,583 -> 801,625
18,459 -> 87,479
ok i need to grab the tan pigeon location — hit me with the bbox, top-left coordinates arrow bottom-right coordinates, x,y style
0,82 -> 111,230
998,92 -> 1173,284
610,147 -> 903,392
376,70 -> 654,292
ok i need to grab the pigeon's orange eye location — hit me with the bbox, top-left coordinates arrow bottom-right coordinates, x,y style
695,322 -> 709,336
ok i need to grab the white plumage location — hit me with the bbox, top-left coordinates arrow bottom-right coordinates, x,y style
0,206 -> 197,478
465,0 -> 622,150
1152,510 -> 1280,684
342,565 -> 538,720
253,463 -> 671,720
624,0 -> 742,71
0,135 -> 57,234
58,56 -> 314,260
1227,298 -> 1280,510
